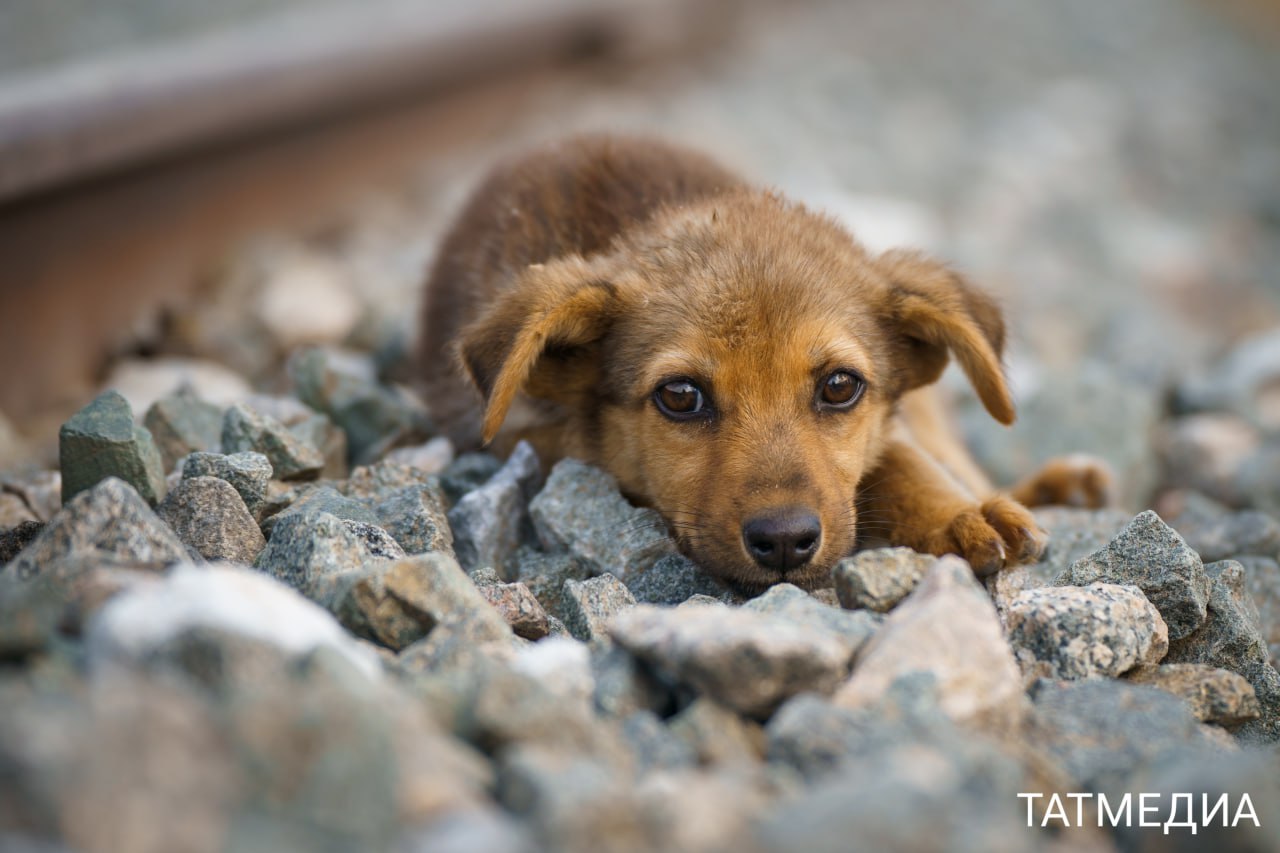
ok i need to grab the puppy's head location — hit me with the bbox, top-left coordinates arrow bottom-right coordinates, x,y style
458,191 -> 1011,590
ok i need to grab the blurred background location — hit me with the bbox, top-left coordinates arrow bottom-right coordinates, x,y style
1,0 -> 1279,511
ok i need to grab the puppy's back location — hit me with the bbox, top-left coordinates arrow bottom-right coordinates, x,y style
419,135 -> 740,448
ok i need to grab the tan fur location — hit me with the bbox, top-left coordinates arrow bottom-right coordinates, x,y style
418,135 -> 1110,590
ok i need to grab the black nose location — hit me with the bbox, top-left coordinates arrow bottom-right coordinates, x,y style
742,508 -> 822,573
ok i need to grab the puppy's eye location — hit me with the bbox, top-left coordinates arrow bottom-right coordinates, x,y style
819,370 -> 865,410
654,379 -> 707,420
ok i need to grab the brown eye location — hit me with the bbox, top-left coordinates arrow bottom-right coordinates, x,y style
654,379 -> 708,420
819,370 -> 865,410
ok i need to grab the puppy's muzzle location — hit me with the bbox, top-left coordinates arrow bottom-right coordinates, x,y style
742,507 -> 821,574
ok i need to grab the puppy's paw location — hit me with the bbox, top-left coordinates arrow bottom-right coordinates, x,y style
922,496 -> 1047,577
1012,454 -> 1114,509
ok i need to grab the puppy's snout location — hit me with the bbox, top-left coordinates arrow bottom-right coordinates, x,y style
742,508 -> 821,574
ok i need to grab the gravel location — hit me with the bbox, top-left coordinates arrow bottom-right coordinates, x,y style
832,547 -> 935,612
1058,510 -> 1212,641
157,475 -> 266,564
181,450 -> 273,517
1005,582 -> 1169,680
834,556 -> 1026,731
4,1 -> 1280,847
59,389 -> 168,506
609,604 -> 850,719
221,402 -> 324,481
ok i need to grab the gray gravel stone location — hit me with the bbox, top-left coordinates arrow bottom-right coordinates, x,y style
59,390 -> 167,506
834,557 -> 1026,731
290,345 -> 431,464
261,484 -> 379,537
1238,555 -> 1280,663
1029,506 -> 1133,584
1126,663 -> 1260,728
619,711 -> 697,773
832,547 -> 935,612
624,553 -> 729,606
396,808 -> 535,853
1155,412 -> 1263,508
373,482 -> 453,557
1173,327 -> 1280,432
255,511 -> 393,594
1165,560 -> 1280,743
221,402 -> 324,481
520,549 -> 592,622
143,389 -> 223,471
758,681 -> 1039,853
440,659 -> 619,759
669,697 -> 765,767
181,450 -> 272,517
1160,490 -> 1280,562
563,574 -> 636,645
1005,582 -> 1169,680
530,460 -> 677,579
496,744 -> 655,853
1058,510 -> 1211,641
288,412 -> 349,480
158,476 -> 266,565
1116,745 -> 1280,853
609,604 -> 849,718
322,554 -> 502,653
342,459 -> 432,502
1029,680 -> 1211,791
0,569 -> 67,658
591,643 -> 671,719
448,441 -> 541,578
7,478 -> 188,580
743,583 -> 882,662
438,452 -> 503,507
765,694 -> 871,783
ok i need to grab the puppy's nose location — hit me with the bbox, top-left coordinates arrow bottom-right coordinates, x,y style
742,508 -> 821,574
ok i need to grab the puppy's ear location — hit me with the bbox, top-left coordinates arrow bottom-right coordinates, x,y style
457,256 -> 620,443
877,249 -> 1014,425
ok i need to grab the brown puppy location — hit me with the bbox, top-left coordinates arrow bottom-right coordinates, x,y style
418,135 -> 1111,591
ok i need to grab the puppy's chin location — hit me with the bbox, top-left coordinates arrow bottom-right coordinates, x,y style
679,541 -> 838,595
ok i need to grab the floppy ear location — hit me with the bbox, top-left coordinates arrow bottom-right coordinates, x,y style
456,255 -> 620,444
876,249 -> 1014,425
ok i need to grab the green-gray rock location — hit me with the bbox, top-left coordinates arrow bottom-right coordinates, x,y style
143,389 -> 223,471
221,403 -> 323,481
60,389 -> 167,506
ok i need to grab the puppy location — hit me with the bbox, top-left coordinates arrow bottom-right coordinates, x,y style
418,135 -> 1111,590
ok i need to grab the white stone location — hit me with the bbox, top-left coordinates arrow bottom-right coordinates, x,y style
512,636 -> 594,709
257,251 -> 362,350
103,357 -> 253,416
87,563 -> 382,680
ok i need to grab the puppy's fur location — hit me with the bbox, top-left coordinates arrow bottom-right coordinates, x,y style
419,135 -> 1110,590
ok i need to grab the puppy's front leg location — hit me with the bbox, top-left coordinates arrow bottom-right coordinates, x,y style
857,432 -> 1047,576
